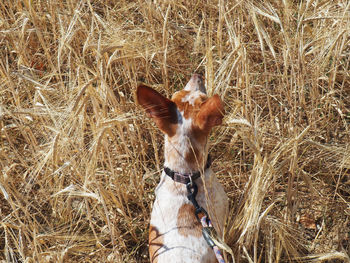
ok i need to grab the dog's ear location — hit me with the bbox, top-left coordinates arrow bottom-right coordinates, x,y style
195,94 -> 224,133
137,85 -> 178,136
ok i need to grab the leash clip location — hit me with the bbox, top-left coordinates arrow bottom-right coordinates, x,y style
186,182 -> 210,222
202,227 -> 215,247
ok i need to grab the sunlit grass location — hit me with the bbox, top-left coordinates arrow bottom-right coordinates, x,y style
0,1 -> 349,262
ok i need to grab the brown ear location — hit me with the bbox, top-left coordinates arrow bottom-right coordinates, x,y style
195,94 -> 224,132
136,85 -> 178,136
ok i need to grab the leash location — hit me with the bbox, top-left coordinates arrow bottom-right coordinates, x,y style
187,181 -> 226,263
164,155 -> 226,263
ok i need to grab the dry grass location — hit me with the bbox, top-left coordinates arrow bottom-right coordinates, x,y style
1,0 -> 350,262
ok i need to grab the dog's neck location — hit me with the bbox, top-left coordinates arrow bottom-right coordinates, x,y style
163,133 -> 208,175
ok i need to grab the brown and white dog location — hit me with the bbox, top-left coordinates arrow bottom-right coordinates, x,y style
137,74 -> 228,263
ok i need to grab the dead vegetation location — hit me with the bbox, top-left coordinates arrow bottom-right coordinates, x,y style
0,0 -> 349,262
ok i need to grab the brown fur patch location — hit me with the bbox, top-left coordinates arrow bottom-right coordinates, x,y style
177,204 -> 202,237
149,225 -> 164,263
191,125 -> 210,146
171,90 -> 189,111
172,90 -> 207,119
184,143 -> 203,165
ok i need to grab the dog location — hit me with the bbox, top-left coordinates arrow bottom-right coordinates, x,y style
137,74 -> 228,263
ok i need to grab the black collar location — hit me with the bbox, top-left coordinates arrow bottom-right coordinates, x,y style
163,155 -> 212,184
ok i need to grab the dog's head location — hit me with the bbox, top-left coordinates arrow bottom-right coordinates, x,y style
137,74 -> 224,171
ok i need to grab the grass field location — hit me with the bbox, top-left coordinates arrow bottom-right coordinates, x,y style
1,0 -> 350,262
